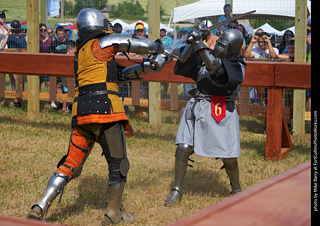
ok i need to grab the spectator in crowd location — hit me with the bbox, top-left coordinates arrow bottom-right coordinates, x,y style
49,26 -> 69,54
39,23 -> 52,98
113,23 -> 123,34
171,28 -> 188,56
244,31 -> 278,59
306,29 -> 311,111
7,20 -> 27,49
0,11 -> 11,49
0,11 -> 12,106
39,23 -> 50,53
7,20 -> 27,108
278,38 -> 295,60
47,28 -> 56,43
160,26 -> 172,99
133,22 -> 149,99
65,29 -> 75,45
218,4 -> 232,34
237,23 -> 250,51
277,30 -> 294,54
160,27 -> 172,48
307,7 -> 311,53
49,26 -> 70,111
244,30 -> 278,105
134,21 -> 148,38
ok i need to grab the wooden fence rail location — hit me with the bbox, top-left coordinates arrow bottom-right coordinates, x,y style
0,52 -> 311,161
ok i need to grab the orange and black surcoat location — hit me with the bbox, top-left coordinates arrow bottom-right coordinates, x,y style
71,38 -> 128,127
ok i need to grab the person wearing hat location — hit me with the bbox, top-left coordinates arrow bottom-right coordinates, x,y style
6,19 -> 26,108
113,23 -> 123,34
160,26 -> 172,48
7,20 -> 27,49
134,21 -> 147,38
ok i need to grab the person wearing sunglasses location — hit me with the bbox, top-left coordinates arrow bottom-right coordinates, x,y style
39,23 -> 50,53
134,22 -> 147,38
47,28 -> 56,43
39,23 -> 51,98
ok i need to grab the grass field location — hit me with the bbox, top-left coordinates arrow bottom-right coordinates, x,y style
0,102 -> 310,226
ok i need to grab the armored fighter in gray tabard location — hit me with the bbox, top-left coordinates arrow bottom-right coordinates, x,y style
165,24 -> 246,207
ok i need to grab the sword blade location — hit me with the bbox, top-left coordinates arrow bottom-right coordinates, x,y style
168,10 -> 256,58
208,10 -> 256,32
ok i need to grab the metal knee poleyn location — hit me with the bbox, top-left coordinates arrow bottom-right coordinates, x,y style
175,144 -> 194,162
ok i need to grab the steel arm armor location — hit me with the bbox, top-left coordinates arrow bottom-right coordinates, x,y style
118,58 -> 153,86
178,44 -> 194,63
197,45 -> 225,76
99,33 -> 161,55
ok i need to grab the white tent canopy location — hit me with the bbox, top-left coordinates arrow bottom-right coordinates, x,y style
279,26 -> 295,36
111,19 -> 129,28
253,23 -> 281,35
172,0 -> 311,23
123,20 -> 174,34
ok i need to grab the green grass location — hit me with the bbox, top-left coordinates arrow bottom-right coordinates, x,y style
0,103 -> 310,226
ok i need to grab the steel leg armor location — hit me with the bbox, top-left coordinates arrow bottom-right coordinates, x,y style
165,144 -> 193,207
100,182 -> 134,225
27,172 -> 68,220
222,158 -> 242,194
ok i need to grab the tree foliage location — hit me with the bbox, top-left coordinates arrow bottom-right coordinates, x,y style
73,0 -> 108,15
110,1 -> 145,20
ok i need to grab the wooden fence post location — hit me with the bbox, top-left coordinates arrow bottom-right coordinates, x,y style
293,0 -> 308,135
148,0 -> 161,125
26,0 -> 39,115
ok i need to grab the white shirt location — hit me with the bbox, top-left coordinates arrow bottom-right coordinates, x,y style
251,45 -> 279,59
0,26 -> 8,49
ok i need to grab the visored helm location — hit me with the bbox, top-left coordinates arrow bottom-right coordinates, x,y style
213,29 -> 243,58
76,8 -> 110,35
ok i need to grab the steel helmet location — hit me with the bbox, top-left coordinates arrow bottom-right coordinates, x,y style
213,29 -> 243,58
76,8 -> 110,35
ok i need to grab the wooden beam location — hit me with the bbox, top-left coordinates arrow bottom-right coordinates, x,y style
148,0 -> 161,125
168,162 -> 311,226
293,0 -> 308,135
275,62 -> 311,89
0,53 -> 310,89
26,0 -> 40,116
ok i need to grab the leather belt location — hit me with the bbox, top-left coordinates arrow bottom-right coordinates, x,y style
74,90 -> 119,102
193,92 -> 232,102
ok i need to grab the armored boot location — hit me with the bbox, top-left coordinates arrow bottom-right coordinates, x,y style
165,144 -> 193,207
100,182 -> 134,225
27,172 -> 68,220
222,158 -> 242,194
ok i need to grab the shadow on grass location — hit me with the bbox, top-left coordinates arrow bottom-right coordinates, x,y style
239,117 -> 266,134
132,129 -> 176,142
48,167 -> 229,221
0,114 -> 70,132
47,175 -> 109,221
160,166 -> 230,199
